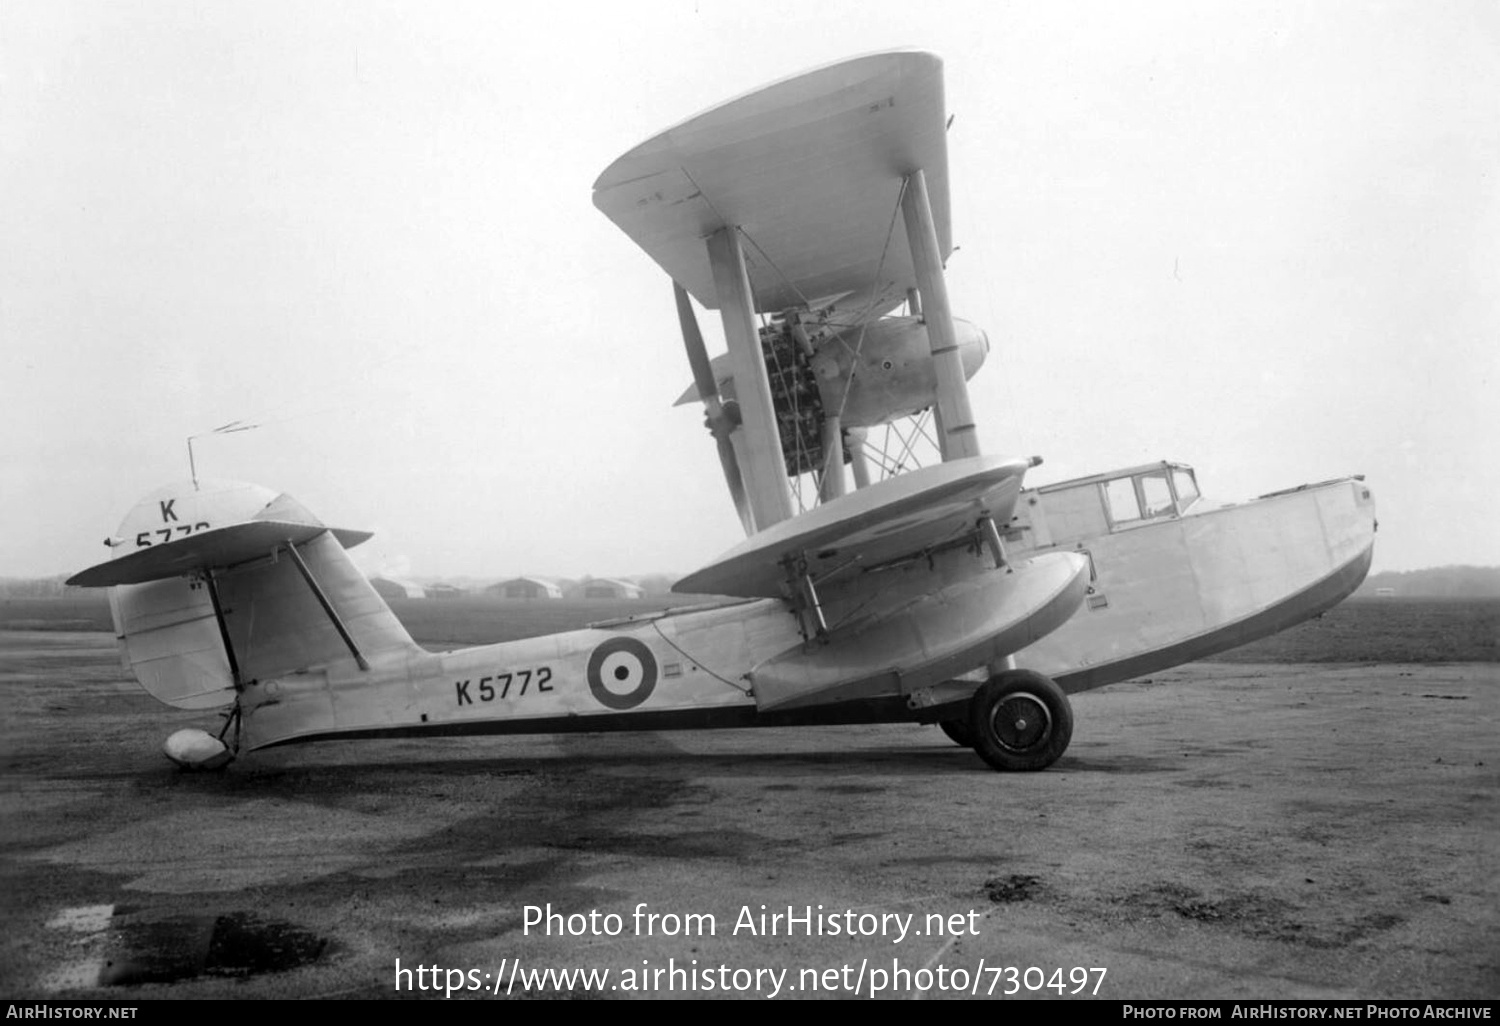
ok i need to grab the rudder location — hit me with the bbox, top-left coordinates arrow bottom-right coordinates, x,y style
71,479 -> 421,709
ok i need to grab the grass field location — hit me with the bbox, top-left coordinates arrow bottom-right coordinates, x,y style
3,594 -> 1496,663
1204,597 -> 1499,664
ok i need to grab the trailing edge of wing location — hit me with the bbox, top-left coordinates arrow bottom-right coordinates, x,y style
67,521 -> 374,588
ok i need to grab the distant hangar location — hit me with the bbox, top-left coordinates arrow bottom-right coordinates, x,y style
573,577 -> 645,600
369,576 -> 425,601
482,576 -> 646,600
487,576 -> 565,600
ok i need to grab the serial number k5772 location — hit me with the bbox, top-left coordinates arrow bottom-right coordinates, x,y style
455,668 -> 553,706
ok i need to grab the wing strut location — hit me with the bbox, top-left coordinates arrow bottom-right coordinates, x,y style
847,428 -> 873,489
202,570 -> 244,687
901,169 -> 980,462
674,282 -> 753,535
284,540 -> 370,671
817,417 -> 846,501
706,227 -> 795,531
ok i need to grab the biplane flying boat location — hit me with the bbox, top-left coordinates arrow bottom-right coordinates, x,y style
68,51 -> 1376,772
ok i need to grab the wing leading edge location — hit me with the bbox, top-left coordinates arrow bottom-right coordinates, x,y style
593,50 -> 951,320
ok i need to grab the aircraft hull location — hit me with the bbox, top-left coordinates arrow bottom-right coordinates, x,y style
236,551 -> 1083,751
237,478 -> 1372,751
1011,476 -> 1378,693
246,528 -> 1369,751
76,470 -> 1376,760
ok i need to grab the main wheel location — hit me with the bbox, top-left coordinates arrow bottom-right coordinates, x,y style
938,718 -> 975,747
966,669 -> 1073,771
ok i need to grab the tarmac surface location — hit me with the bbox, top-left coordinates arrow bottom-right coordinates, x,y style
1,630 -> 1495,1000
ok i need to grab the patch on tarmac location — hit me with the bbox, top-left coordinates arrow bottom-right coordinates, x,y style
39,904 -> 327,990
983,873 -> 1046,903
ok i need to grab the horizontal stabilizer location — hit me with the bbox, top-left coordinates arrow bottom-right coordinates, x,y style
68,520 -> 372,588
68,480 -> 372,588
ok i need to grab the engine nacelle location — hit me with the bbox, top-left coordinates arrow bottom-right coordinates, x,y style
675,315 -> 989,477
809,315 -> 988,427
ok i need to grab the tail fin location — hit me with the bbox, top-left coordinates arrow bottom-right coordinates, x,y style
70,480 -> 420,709
106,577 -> 235,709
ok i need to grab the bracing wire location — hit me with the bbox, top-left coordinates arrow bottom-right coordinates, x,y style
685,170 -> 930,505
831,178 -> 908,426
650,620 -> 752,696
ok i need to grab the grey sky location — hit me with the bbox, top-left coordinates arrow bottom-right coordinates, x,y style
3,1 -> 1496,582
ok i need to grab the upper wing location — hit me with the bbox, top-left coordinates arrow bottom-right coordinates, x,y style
592,50 -> 951,321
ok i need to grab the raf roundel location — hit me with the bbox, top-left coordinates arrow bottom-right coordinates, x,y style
586,638 -> 659,710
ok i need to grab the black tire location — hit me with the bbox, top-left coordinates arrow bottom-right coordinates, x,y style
939,718 -> 975,747
966,669 -> 1073,772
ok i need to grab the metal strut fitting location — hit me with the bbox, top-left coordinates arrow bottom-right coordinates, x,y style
784,555 -> 829,641
980,516 -> 1008,569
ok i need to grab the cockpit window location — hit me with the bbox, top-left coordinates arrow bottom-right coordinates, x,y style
1140,472 -> 1173,518
1104,468 -> 1183,528
1104,477 -> 1141,523
1173,468 -> 1199,509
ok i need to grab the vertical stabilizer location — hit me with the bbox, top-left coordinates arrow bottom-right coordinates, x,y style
71,480 -> 422,709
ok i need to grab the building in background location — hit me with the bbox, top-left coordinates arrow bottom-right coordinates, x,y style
570,577 -> 644,600
369,576 -> 424,600
486,576 -> 564,600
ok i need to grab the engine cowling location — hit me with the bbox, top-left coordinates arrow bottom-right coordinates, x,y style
675,315 -> 989,477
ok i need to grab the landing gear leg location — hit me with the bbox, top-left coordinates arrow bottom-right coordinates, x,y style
966,670 -> 1073,772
